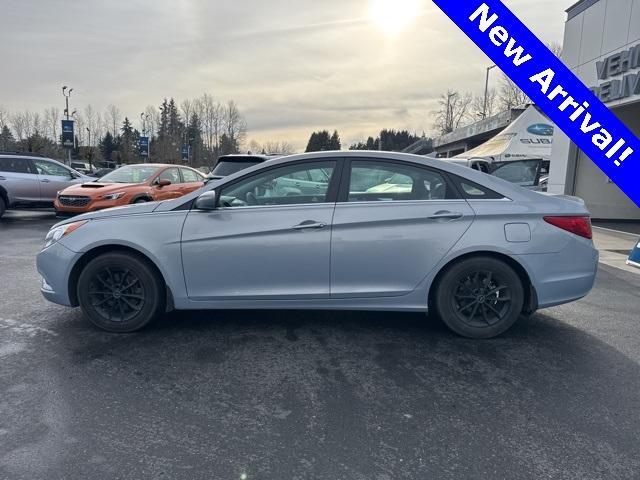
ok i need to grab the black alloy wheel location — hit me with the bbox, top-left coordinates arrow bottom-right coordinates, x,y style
434,256 -> 524,339
77,252 -> 164,332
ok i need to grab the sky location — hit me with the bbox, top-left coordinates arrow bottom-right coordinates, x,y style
0,0 -> 576,149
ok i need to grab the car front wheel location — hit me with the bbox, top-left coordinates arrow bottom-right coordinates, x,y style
77,252 -> 165,332
434,256 -> 524,339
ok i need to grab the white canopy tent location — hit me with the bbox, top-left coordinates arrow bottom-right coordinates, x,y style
454,105 -> 555,163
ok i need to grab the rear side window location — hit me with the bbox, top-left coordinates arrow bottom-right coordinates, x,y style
452,175 -> 505,200
180,168 -> 201,183
0,157 -> 32,174
347,160 -> 455,202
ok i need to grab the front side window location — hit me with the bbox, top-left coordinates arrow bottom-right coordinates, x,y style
219,161 -> 336,208
348,161 -> 450,202
34,160 -> 71,177
158,168 -> 180,184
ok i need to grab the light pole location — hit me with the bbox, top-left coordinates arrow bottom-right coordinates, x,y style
62,86 -> 73,164
86,127 -> 92,172
482,65 -> 496,119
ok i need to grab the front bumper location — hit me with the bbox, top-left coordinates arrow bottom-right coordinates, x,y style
54,197 -> 130,214
36,240 -> 80,307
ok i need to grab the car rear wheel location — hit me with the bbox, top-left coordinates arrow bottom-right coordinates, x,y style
77,252 -> 165,332
434,256 -> 524,339
133,198 -> 148,204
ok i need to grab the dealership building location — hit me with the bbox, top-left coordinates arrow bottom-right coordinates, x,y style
548,0 -> 640,219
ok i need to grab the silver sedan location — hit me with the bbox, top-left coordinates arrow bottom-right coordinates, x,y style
36,151 -> 598,338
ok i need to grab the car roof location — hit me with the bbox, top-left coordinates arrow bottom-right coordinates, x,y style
217,154 -> 279,161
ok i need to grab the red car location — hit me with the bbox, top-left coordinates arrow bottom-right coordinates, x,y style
55,164 -> 205,214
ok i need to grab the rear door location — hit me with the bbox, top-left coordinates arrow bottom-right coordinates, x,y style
330,159 -> 475,298
32,159 -> 78,202
0,157 -> 40,203
179,167 -> 205,195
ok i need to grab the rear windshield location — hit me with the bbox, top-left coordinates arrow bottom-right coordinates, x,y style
211,159 -> 262,176
99,165 -> 161,183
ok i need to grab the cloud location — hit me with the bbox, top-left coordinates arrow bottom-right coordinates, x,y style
0,0 -> 575,149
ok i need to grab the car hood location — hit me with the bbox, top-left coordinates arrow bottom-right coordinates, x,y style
52,201 -> 161,228
59,182 -> 142,196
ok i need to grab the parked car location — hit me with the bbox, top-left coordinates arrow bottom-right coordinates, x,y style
0,152 -> 90,218
54,163 -> 205,215
445,157 -> 549,191
207,154 -> 280,181
37,151 -> 598,338
70,161 -> 95,175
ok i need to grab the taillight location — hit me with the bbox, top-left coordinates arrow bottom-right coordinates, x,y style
543,216 -> 592,239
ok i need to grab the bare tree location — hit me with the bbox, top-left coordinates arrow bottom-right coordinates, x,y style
224,100 -> 247,152
200,93 -> 224,154
144,105 -> 159,138
432,90 -> 473,135
44,107 -> 60,141
106,104 -> 121,137
470,88 -> 498,121
180,99 -> 193,128
248,139 -> 295,155
11,111 -> 28,141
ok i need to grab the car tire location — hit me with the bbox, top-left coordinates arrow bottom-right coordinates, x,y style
133,198 -> 148,204
434,256 -> 524,339
0,196 -> 5,218
77,252 -> 165,333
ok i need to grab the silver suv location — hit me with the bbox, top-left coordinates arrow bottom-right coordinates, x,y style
0,152 -> 90,218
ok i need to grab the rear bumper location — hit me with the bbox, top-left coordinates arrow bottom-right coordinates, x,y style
515,238 -> 599,309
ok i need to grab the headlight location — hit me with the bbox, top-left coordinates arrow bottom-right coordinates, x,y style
102,192 -> 125,200
43,220 -> 88,249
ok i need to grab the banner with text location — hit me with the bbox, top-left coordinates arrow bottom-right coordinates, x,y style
61,120 -> 74,149
431,0 -> 640,207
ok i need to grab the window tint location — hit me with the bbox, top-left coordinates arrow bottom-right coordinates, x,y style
181,168 -> 201,183
219,161 -> 336,208
158,168 -> 180,184
34,159 -> 71,177
0,157 -> 32,174
348,161 -> 450,202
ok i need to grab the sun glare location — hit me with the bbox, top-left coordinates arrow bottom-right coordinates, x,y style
370,0 -> 422,37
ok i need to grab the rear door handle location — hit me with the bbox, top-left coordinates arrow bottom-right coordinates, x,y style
292,221 -> 327,230
40,179 -> 51,183
0,176 -> 5,181
428,210 -> 463,220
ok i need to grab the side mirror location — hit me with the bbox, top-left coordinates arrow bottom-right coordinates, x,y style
194,190 -> 217,211
156,179 -> 171,187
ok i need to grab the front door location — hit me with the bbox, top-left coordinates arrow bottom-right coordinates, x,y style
181,160 -> 339,300
152,167 -> 184,200
330,159 -> 475,298
32,159 -> 77,202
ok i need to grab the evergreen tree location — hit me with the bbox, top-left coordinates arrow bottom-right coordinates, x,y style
305,130 -> 334,152
0,125 -> 16,151
99,131 -> 118,163
328,130 -> 341,150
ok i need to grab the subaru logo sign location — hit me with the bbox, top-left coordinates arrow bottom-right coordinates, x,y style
527,123 -> 555,136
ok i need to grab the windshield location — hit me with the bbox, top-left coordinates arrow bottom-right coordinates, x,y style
491,160 -> 540,187
211,159 -> 262,177
98,165 -> 161,184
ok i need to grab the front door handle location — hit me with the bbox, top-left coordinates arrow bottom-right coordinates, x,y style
292,221 -> 327,230
428,210 -> 463,220
40,179 -> 51,183
0,176 -> 5,181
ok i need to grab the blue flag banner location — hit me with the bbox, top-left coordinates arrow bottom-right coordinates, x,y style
61,119 -> 74,149
139,136 -> 149,157
431,0 -> 640,207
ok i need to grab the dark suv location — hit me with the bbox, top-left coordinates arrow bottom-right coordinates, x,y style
206,154 -> 281,181
0,152 -> 90,218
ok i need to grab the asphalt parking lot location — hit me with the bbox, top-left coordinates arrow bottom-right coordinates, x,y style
1,210 -> 639,480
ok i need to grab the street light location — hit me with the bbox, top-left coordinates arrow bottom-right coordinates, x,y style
62,85 -> 74,164
482,65 -> 496,119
